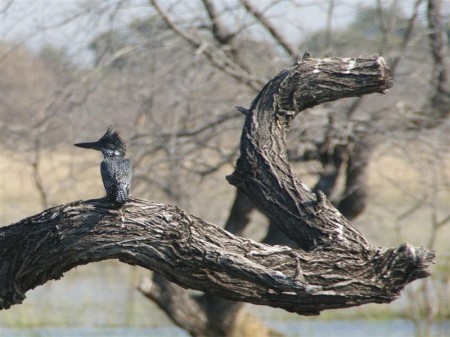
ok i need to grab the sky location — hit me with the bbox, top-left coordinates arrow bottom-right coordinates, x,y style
0,0 -> 439,65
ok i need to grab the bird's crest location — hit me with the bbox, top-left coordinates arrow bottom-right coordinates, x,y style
99,127 -> 127,156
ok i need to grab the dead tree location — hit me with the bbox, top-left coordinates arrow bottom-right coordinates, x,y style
0,56 -> 434,318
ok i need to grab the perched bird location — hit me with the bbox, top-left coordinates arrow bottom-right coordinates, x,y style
74,128 -> 132,205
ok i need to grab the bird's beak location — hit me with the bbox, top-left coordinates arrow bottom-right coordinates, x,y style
74,141 -> 102,151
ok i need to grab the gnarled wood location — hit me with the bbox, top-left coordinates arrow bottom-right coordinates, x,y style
227,56 -> 391,251
0,197 -> 433,315
0,55 -> 434,316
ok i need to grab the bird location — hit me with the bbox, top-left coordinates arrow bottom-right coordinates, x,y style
74,127 -> 132,205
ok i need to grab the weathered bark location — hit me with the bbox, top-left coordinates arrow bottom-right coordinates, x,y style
0,56 -> 434,317
227,56 -> 391,251
139,189 -> 254,337
0,197 -> 433,314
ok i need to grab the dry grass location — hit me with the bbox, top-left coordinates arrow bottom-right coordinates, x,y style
0,147 -> 103,224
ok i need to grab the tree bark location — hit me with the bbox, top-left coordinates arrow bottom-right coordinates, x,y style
139,189 -> 254,337
227,56 -> 391,251
0,56 -> 434,316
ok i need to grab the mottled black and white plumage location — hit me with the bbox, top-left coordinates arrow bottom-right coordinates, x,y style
74,128 -> 132,205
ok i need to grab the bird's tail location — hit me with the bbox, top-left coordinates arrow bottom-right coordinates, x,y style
115,188 -> 129,204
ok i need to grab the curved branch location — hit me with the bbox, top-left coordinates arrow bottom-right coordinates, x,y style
227,55 -> 392,250
0,55 -> 434,317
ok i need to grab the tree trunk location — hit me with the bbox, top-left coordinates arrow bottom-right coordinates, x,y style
337,139 -> 373,220
0,56 -> 434,317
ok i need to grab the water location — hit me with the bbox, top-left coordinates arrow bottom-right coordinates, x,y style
1,320 -> 449,337
0,327 -> 188,337
269,319 -> 450,337
1,262 -> 448,337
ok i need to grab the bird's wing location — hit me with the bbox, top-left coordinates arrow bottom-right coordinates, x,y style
100,160 -> 118,194
116,159 -> 132,188
100,159 -> 132,187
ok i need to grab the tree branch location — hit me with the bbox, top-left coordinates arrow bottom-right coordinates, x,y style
227,55 -> 392,250
240,0 -> 298,59
0,55 -> 434,316
426,0 -> 450,123
0,198 -> 434,315
201,0 -> 237,45
149,0 -> 264,91
241,0 -> 298,59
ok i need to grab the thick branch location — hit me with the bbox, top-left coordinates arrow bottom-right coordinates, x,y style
227,56 -> 392,251
0,198 -> 434,315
